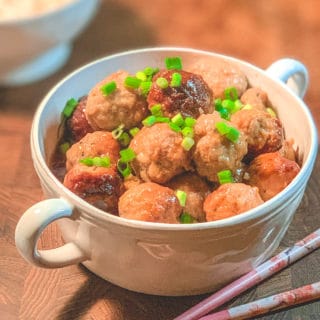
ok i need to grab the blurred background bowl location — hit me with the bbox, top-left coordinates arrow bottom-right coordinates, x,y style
0,0 -> 100,86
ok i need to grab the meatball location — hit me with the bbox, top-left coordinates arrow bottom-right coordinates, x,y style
204,183 -> 263,221
147,69 -> 213,118
193,117 -> 248,183
129,123 -> 192,184
66,131 -> 120,171
85,70 -> 148,131
118,182 -> 182,223
66,96 -> 94,142
188,59 -> 248,99
246,152 -> 300,201
231,109 -> 283,160
64,164 -> 125,214
166,173 -> 211,222
240,87 -> 269,111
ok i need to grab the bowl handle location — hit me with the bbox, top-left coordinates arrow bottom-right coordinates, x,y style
265,58 -> 309,98
15,198 -> 88,268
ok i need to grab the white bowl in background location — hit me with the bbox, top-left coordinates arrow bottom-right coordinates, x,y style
15,48 -> 318,296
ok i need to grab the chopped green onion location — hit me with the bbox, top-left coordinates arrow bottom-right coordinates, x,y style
140,81 -> 152,96
155,116 -> 170,123
226,127 -> 240,143
219,108 -> 230,120
170,72 -> 182,87
156,77 -> 169,89
180,212 -> 195,224
59,142 -> 70,154
101,81 -> 117,96
234,99 -> 243,112
165,56 -> 182,70
242,104 -> 253,110
117,160 -> 131,178
217,169 -> 234,184
184,117 -> 196,128
120,148 -> 136,162
169,122 -> 182,132
144,66 -> 159,77
129,127 -> 140,137
181,137 -> 195,151
124,76 -> 141,89
266,107 -> 277,117
222,99 -> 235,112
181,126 -> 194,138
136,71 -> 147,81
215,98 -> 223,110
142,115 -> 156,127
150,104 -> 163,117
112,124 -> 125,139
118,132 -> 131,147
176,190 -> 187,207
215,121 -> 231,135
224,87 -> 238,101
171,113 -> 185,127
80,156 -> 111,168
62,98 -> 78,118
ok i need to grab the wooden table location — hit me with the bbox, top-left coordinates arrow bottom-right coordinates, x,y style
1,1 -> 320,319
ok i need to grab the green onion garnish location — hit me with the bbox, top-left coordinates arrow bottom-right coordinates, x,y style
215,122 -> 240,143
101,81 -> 117,96
112,124 -> 125,139
135,71 -> 147,81
165,57 -> 182,70
150,104 -> 163,117
142,115 -> 156,127
117,160 -> 131,178
171,113 -> 185,127
225,127 -> 240,143
140,81 -> 152,96
181,126 -> 194,138
170,72 -> 182,87
266,107 -> 277,117
180,212 -> 195,224
181,137 -> 195,151
120,148 -> 136,162
80,156 -> 111,168
129,127 -> 140,137
118,132 -> 131,147
144,66 -> 159,77
242,104 -> 253,110
176,190 -> 187,207
62,98 -> 78,118
124,76 -> 141,89
215,121 -> 231,135
224,87 -> 238,101
59,142 -> 70,154
169,122 -> 182,132
155,116 -> 170,123
156,77 -> 169,89
217,169 -> 234,184
184,117 -> 196,128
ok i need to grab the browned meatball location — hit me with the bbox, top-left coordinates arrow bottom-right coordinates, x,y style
129,123 -> 192,184
240,87 -> 269,111
231,109 -> 284,160
64,165 -> 125,214
147,69 -> 213,118
85,70 -> 148,131
118,182 -> 182,223
166,173 -> 211,222
246,152 -> 300,201
66,96 -> 94,142
204,183 -> 263,221
188,59 -> 248,99
66,131 -> 120,171
193,117 -> 248,183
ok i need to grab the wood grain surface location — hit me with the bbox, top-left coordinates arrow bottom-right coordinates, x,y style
1,1 -> 320,319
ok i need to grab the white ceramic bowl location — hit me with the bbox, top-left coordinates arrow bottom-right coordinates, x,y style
0,0 -> 100,86
15,48 -> 318,296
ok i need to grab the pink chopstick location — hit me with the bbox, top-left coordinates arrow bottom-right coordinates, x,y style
199,281 -> 320,320
174,228 -> 320,320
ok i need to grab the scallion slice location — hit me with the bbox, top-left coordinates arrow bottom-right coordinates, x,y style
62,98 -> 78,118
155,116 -> 170,123
226,127 -> 240,143
170,72 -> 182,87
59,142 -> 70,154
118,132 -> 131,147
142,115 -> 156,127
217,169 -> 234,184
224,87 -> 238,101
101,81 -> 117,96
171,113 -> 185,127
135,71 -> 147,81
215,121 -> 231,135
215,122 -> 240,143
129,127 -> 140,137
124,76 -> 141,89
79,156 -> 111,168
181,137 -> 194,151
180,212 -> 195,224
140,81 -> 152,96
112,124 -> 125,139
176,190 -> 187,207
169,122 -> 182,132
184,117 -> 196,128
181,126 -> 194,138
165,57 -> 182,70
117,160 -> 131,178
266,107 -> 277,117
156,77 -> 169,89
150,104 -> 163,117
119,148 -> 136,162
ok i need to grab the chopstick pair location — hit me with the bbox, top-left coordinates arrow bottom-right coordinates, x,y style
174,228 -> 320,320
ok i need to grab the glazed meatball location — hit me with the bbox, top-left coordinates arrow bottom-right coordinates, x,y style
240,87 -> 269,111
193,117 -> 248,183
66,131 -> 120,171
204,183 -> 263,221
129,123 -> 192,184
147,69 -> 213,118
66,96 -> 94,142
188,59 -> 248,99
64,165 -> 125,214
246,152 -> 300,201
118,182 -> 182,223
231,109 -> 283,160
166,173 -> 211,222
85,70 -> 148,131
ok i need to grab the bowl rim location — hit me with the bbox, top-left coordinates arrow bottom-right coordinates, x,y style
31,46 -> 319,231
